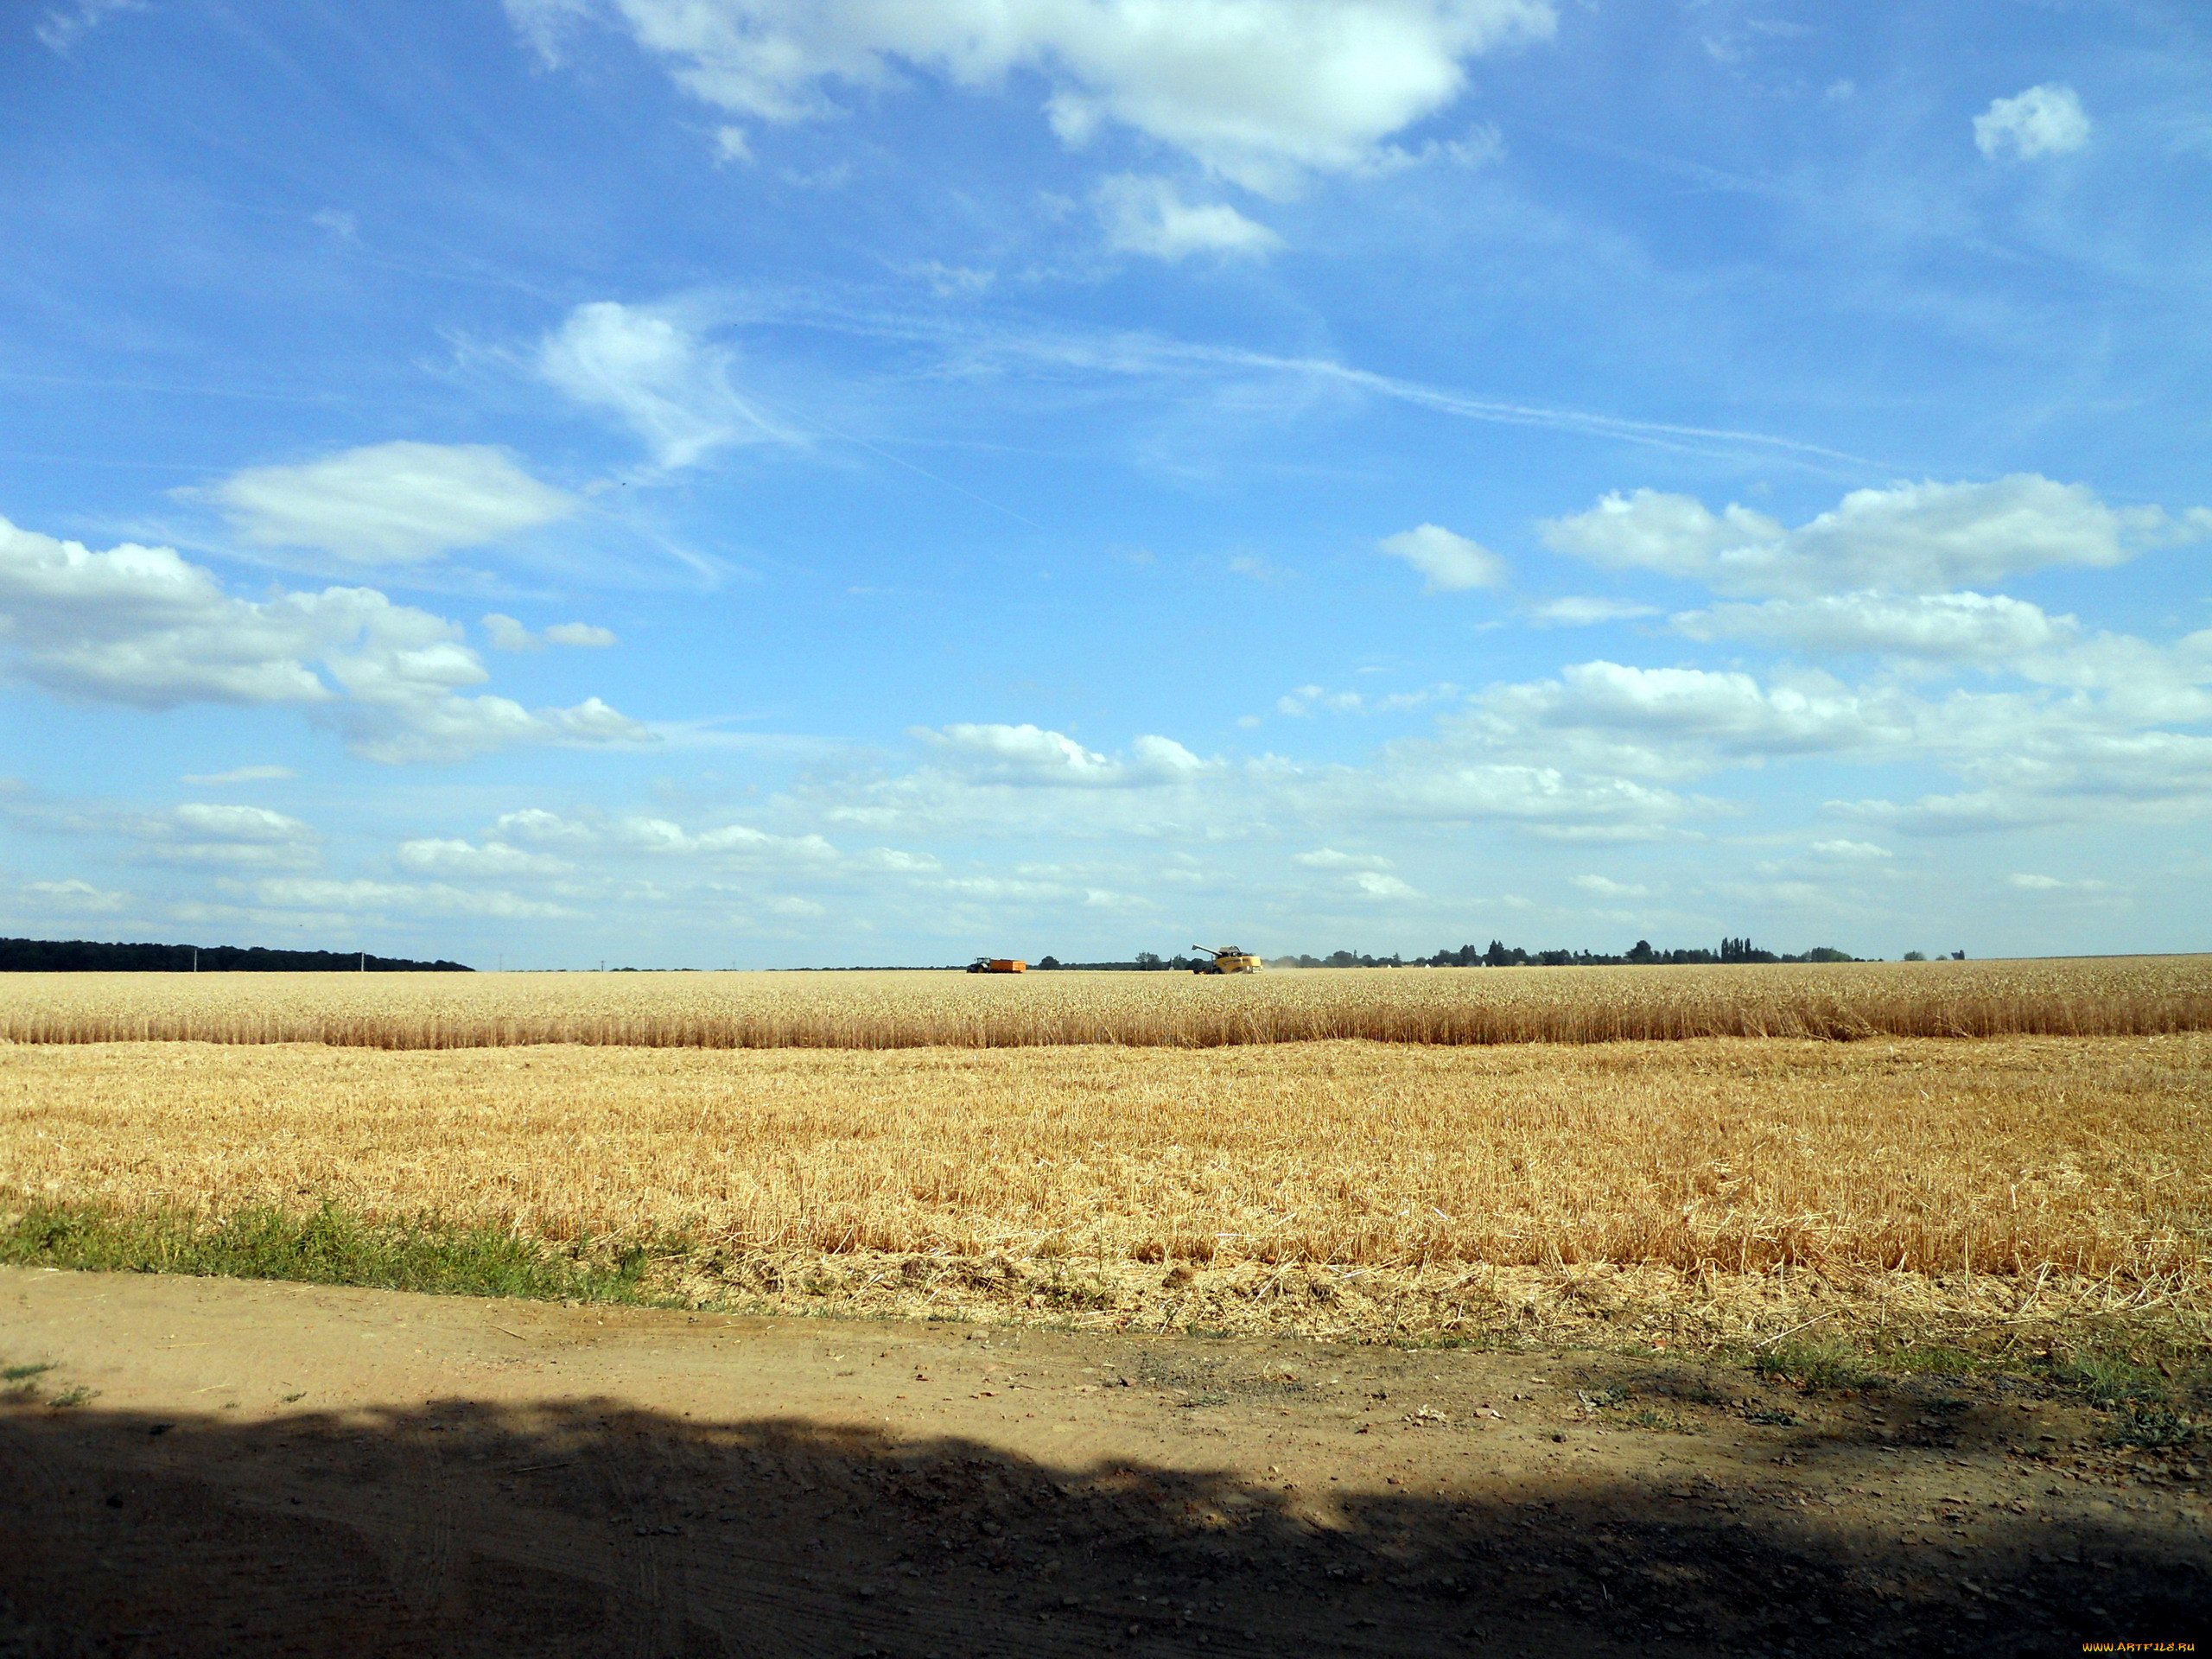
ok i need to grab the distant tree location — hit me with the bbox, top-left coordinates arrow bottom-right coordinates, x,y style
1902,950 -> 1928,962
1326,950 -> 1358,968
1135,951 -> 1163,969
1802,946 -> 1853,963
1719,937 -> 1780,964
1950,950 -> 1967,960
1036,956 -> 1061,969
1627,939 -> 1656,963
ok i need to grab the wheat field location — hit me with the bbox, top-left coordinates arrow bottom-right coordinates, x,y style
6,963 -> 2206,1343
1,957 -> 2207,1050
3,1031 -> 2206,1341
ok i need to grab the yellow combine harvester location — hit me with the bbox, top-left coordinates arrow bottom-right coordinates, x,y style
967,957 -> 1026,973
1189,944 -> 1261,974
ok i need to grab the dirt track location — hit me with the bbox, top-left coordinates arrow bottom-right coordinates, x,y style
1,1268 -> 2203,1656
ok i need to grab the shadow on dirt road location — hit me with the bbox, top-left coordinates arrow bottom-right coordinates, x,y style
1,1390 -> 2201,1658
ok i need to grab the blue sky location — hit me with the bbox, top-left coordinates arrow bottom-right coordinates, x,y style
3,0 -> 2208,968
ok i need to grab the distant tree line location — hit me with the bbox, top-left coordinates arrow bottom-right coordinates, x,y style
1032,938 -> 1877,970
0,937 -> 472,973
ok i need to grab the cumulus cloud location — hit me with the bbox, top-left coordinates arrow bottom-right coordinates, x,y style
128,803 -> 321,870
0,513 -> 651,765
1541,476 -> 2206,600
1974,84 -> 2091,161
254,877 -> 578,920
1808,839 -> 1891,861
1570,873 -> 1649,897
538,302 -> 785,469
1293,847 -> 1394,870
1674,590 -> 2078,664
545,622 -> 619,647
396,837 -> 573,877
912,723 -> 1207,787
196,442 -> 575,565
1277,683 -> 1461,716
1835,715 -> 2212,836
483,613 -> 619,651
18,878 -> 127,913
1527,596 -> 1660,626
507,0 -> 1557,195
1462,661 -> 1897,779
489,808 -> 840,867
178,765 -> 296,785
1376,522 -> 1507,591
1094,174 -> 1281,259
2006,873 -> 2113,893
1349,870 -> 1419,899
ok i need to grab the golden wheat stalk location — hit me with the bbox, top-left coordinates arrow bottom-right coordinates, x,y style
0,958 -> 2205,1051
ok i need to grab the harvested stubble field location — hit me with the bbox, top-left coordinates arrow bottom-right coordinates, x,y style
2,991 -> 2208,1357
2,955 -> 2209,1049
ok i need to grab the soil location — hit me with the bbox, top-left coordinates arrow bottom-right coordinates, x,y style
0,1267 -> 2203,1657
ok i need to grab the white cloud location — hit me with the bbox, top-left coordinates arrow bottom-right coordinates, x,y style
856,848 -> 942,873
0,513 -> 651,765
544,621 -> 619,648
481,613 -> 537,652
1376,522 -> 1507,591
396,838 -> 574,877
712,124 -> 753,163
254,877 -> 579,921
1462,660 -> 1897,779
1674,590 -> 2079,664
1095,175 -> 1281,260
171,804 -> 314,842
127,803 -> 321,870
1527,596 -> 1660,626
912,722 -> 1207,787
1808,839 -> 1891,862
196,442 -> 575,566
1350,871 -> 1420,899
538,301 -> 785,469
1293,847 -> 1394,870
508,0 -> 1557,195
18,878 -> 126,913
35,0 -> 141,54
1570,873 -> 1649,897
1277,682 -> 1460,716
1974,84 -> 2091,161
483,613 -> 619,651
178,765 -> 296,785
2005,873 -> 2114,893
489,809 -> 840,867
1541,476 -> 2206,599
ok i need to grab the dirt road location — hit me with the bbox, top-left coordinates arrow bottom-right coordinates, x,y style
1,1267 -> 2202,1656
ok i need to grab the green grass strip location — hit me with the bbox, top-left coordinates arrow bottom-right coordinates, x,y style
0,1199 -> 664,1306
